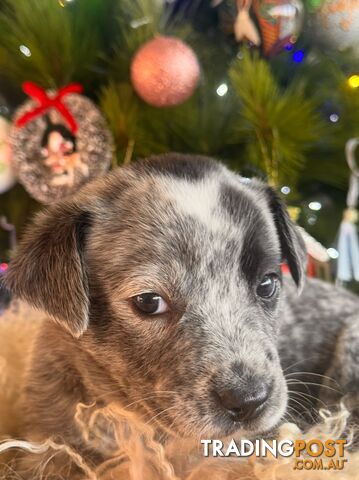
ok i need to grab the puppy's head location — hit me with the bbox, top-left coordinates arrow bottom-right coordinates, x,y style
6,154 -> 306,438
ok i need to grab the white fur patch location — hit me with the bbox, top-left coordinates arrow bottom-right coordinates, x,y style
158,175 -> 229,232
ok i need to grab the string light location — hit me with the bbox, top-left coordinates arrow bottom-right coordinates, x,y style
329,113 -> 339,123
281,186 -> 291,195
308,201 -> 322,211
216,83 -> 228,96
0,262 -> 8,273
19,45 -> 31,57
307,214 -> 317,225
348,75 -> 359,89
327,248 -> 339,259
292,50 -> 305,63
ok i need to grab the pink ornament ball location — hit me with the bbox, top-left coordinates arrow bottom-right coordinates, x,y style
131,36 -> 200,108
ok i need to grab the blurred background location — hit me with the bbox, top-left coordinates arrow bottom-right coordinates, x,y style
0,0 -> 358,296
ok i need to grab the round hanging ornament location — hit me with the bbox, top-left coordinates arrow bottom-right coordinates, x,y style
312,0 -> 359,55
131,36 -> 200,108
11,82 -> 113,204
253,0 -> 304,56
0,117 -> 16,194
212,0 -> 303,55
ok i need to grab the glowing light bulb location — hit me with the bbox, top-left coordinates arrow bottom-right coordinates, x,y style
307,214 -> 317,225
293,50 -> 305,63
216,83 -> 228,96
327,248 -> 339,259
348,75 -> 359,89
281,186 -> 291,195
19,45 -> 31,57
308,201 -> 322,211
329,113 -> 339,123
0,262 -> 8,272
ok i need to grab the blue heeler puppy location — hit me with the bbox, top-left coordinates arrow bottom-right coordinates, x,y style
5,153 -> 359,476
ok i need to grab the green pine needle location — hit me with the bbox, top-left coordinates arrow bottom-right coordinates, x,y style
0,0 -> 105,88
229,52 -> 323,186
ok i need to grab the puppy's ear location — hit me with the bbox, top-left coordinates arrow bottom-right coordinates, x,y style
265,186 -> 307,289
5,203 -> 91,338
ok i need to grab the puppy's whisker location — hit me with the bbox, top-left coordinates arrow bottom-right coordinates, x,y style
285,378 -> 312,394
287,389 -> 327,409
145,406 -> 178,427
90,391 -> 178,412
299,381 -> 342,395
288,391 -> 327,413
287,396 -> 310,413
287,390 -> 315,406
282,356 -> 322,373
285,405 -> 306,422
120,392 -> 178,411
287,402 -> 317,424
93,389 -> 178,404
284,371 -> 340,386
283,408 -> 298,424
142,403 -> 176,418
286,378 -> 342,395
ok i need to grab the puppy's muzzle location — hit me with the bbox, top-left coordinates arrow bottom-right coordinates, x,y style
213,380 -> 271,423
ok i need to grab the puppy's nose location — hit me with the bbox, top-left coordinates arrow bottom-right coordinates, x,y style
215,382 -> 270,422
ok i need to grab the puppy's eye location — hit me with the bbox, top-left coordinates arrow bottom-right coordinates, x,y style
256,274 -> 279,299
132,293 -> 169,315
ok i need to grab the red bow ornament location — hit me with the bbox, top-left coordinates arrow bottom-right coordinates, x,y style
16,82 -> 83,134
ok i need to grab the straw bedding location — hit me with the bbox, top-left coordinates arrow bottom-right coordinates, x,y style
0,302 -> 358,480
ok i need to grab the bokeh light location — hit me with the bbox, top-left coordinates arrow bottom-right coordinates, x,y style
348,75 -> 359,89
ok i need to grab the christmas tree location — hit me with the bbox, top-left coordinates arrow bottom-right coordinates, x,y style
0,0 -> 358,289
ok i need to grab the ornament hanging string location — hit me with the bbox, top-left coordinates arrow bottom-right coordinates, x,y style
345,138 -> 359,208
336,138 -> 359,284
15,82 -> 83,134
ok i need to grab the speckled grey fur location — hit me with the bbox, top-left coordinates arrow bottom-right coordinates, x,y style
4,154 -> 359,475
